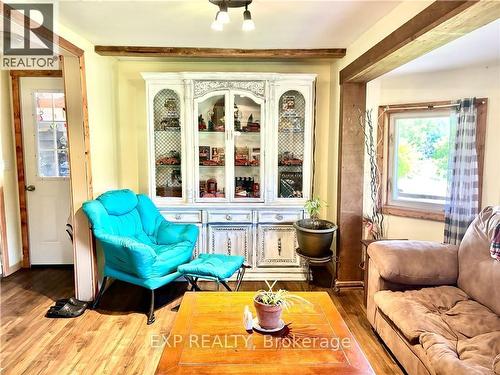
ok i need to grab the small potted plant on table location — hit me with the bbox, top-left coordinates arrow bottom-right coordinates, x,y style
253,281 -> 310,330
294,197 -> 337,258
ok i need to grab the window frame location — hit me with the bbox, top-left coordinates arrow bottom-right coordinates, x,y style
33,89 -> 69,180
377,100 -> 487,222
387,109 -> 452,212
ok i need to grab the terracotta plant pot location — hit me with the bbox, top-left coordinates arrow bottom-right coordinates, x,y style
253,298 -> 283,330
294,219 -> 337,257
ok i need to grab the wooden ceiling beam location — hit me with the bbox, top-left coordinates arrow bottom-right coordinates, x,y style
340,0 -> 500,83
94,46 -> 346,59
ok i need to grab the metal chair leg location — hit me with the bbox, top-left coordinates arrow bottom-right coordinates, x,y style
147,289 -> 155,325
92,276 -> 108,309
220,280 -> 232,291
235,265 -> 249,291
186,276 -> 201,291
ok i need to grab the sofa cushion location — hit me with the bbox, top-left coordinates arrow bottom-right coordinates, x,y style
374,286 -> 500,344
420,331 -> 500,375
368,240 -> 459,285
458,206 -> 500,315
374,286 -> 466,343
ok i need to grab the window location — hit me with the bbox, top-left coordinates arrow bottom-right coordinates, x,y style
388,110 -> 453,210
34,92 -> 69,178
379,100 -> 487,221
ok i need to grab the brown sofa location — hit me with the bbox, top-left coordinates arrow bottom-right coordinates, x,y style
367,206 -> 500,375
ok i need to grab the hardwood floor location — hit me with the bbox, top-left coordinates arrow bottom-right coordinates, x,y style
1,268 -> 403,375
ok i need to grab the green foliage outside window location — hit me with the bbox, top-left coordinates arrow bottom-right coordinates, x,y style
396,116 -> 452,181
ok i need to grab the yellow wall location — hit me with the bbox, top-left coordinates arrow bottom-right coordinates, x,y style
0,70 -> 23,270
115,59 -> 338,219
58,24 -> 120,197
366,63 -> 500,241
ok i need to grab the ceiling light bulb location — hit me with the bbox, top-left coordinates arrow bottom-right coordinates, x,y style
242,10 -> 255,31
211,18 -> 223,31
217,3 -> 230,24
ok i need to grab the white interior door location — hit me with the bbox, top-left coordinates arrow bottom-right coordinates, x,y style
20,77 -> 73,265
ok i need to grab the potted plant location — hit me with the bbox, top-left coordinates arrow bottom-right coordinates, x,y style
294,197 -> 337,257
254,281 -> 310,330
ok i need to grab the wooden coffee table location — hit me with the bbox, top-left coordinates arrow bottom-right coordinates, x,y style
156,292 -> 374,374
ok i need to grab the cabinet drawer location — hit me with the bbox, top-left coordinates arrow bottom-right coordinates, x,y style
162,211 -> 202,223
207,211 -> 252,223
257,225 -> 301,267
258,211 -> 302,224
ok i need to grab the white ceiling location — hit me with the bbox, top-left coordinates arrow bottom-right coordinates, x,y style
386,19 -> 500,76
58,1 -> 400,49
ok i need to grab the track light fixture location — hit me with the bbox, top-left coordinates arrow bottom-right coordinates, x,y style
211,13 -> 224,31
242,5 -> 255,31
209,0 -> 255,31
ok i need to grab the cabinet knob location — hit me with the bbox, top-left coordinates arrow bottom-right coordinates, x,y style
175,214 -> 182,220
276,214 -> 283,221
226,214 -> 232,221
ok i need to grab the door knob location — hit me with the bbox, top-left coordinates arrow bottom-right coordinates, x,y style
25,185 -> 35,191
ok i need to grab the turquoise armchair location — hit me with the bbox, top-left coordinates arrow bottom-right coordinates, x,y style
82,189 -> 198,324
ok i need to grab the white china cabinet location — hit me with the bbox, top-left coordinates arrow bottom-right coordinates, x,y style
143,72 -> 316,279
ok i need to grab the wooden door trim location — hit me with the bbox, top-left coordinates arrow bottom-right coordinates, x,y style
9,70 -> 63,268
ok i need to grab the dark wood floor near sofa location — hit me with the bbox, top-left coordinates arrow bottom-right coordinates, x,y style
1,268 -> 403,375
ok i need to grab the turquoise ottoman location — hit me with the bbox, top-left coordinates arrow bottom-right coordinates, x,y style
178,254 -> 248,291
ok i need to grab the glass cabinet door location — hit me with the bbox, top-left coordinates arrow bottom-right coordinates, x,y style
232,93 -> 264,201
153,89 -> 183,199
277,90 -> 305,199
196,93 -> 227,200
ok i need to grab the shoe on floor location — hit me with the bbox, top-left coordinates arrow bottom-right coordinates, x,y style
46,301 -> 87,318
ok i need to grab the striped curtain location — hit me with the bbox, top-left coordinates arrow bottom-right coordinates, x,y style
444,98 -> 479,245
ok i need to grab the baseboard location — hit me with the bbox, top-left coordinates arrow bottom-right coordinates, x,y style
30,264 -> 74,269
335,280 -> 364,289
